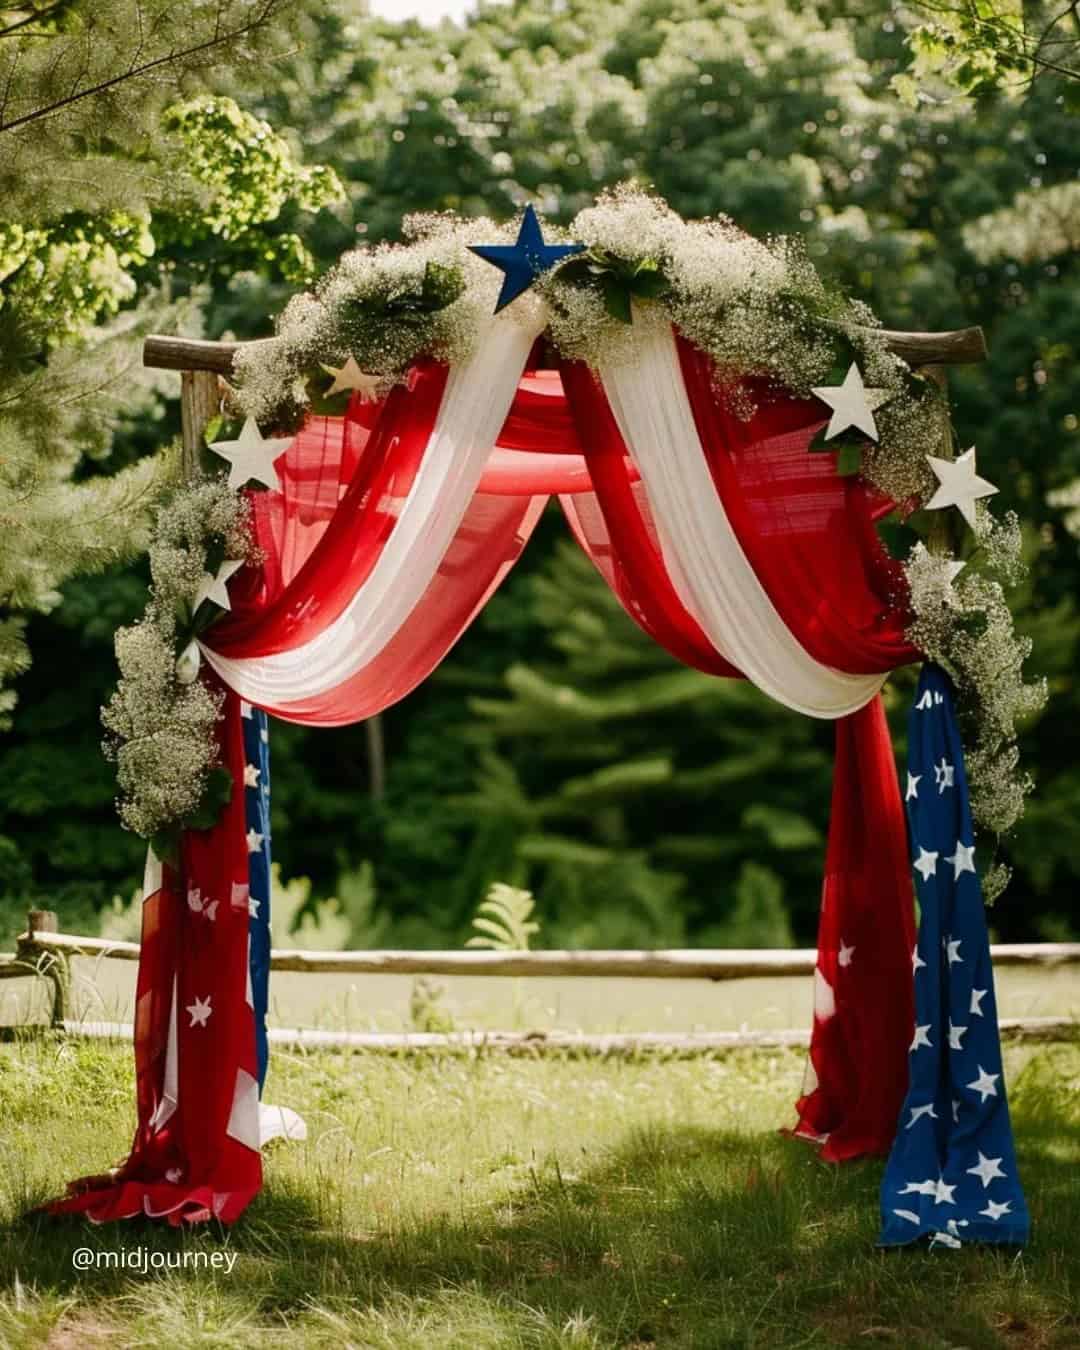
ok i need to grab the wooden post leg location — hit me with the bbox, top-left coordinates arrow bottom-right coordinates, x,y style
180,369 -> 220,480
919,364 -> 956,557
27,909 -> 69,1028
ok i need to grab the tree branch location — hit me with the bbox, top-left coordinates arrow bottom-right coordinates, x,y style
0,0 -> 281,133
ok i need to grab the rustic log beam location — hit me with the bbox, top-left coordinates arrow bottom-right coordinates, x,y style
143,325 -> 989,375
14,931 -> 1080,978
16,1017 -> 1077,1053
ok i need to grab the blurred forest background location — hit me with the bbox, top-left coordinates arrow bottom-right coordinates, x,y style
2,0 -> 1079,951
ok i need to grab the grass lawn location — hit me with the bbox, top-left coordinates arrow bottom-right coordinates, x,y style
1,1036 -> 1078,1349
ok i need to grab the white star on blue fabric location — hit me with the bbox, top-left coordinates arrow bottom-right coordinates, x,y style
899,1178 -> 937,1197
934,758 -> 955,793
948,1019 -> 968,1050
906,772 -> 921,801
944,936 -> 963,966
945,841 -> 977,880
966,1153 -> 1006,1189
913,847 -> 939,882
967,1065 -> 1000,1103
911,1024 -> 933,1052
970,988 -> 988,1017
979,1198 -> 1012,1221
469,206 -> 585,312
906,1103 -> 937,1129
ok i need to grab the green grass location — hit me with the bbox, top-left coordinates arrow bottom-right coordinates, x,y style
1,1037 -> 1079,1348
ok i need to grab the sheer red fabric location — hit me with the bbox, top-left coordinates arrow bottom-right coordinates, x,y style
559,360 -> 741,677
263,491 -> 546,724
792,695 -> 917,1159
675,337 -> 919,674
53,335 -> 923,1228
49,683 -> 261,1224
216,363 -> 449,657
559,352 -> 916,1158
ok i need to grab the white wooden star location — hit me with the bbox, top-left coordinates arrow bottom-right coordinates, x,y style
838,940 -> 855,968
912,945 -> 926,972
906,772 -> 921,802
322,357 -> 381,401
925,447 -> 999,530
945,841 -> 976,880
911,1024 -> 933,1052
906,1102 -> 937,1129
194,558 -> 245,612
966,1152 -> 1006,1189
944,558 -> 966,584
934,1178 -> 957,1206
246,828 -> 264,853
243,762 -> 261,789
944,937 -> 963,966
970,988 -> 987,1018
812,363 -> 890,441
209,417 -> 292,491
934,758 -> 955,793
187,994 -> 212,1028
967,1065 -> 1000,1103
913,847 -> 939,882
948,1019 -> 967,1050
979,1198 -> 1012,1221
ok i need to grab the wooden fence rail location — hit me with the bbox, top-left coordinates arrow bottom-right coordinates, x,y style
2,910 -> 1077,1029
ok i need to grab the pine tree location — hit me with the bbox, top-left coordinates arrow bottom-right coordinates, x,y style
0,0 -> 342,727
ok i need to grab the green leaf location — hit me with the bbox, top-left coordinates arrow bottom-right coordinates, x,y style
836,443 -> 862,477
184,765 -> 234,833
600,274 -> 633,324
149,829 -> 180,868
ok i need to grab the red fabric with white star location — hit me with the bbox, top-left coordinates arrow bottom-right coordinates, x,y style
51,331 -> 921,1226
48,682 -> 261,1225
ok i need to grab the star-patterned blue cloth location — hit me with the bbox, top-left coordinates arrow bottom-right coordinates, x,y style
468,205 -> 584,312
878,664 -> 1028,1248
241,702 -> 272,1092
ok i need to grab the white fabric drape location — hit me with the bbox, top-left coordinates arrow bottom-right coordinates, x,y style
598,327 -> 886,719
202,312 -> 546,705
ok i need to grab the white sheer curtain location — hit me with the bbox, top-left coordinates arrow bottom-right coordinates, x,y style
202,311 -> 547,705
599,326 -> 886,719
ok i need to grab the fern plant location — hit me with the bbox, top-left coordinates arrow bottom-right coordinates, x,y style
466,883 -> 540,952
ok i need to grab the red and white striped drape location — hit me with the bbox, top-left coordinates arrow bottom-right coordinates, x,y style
51,312 -> 917,1225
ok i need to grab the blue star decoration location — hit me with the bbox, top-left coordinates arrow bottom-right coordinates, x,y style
469,205 -> 585,313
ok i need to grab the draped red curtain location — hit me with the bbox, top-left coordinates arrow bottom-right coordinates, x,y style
50,330 -> 920,1227
558,353 -> 916,1157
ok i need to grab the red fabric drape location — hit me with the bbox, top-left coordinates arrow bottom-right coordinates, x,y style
675,338 -> 919,674
50,683 -> 261,1224
559,351 -> 916,1159
559,360 -> 741,677
792,694 -> 917,1159
52,336 -> 922,1227
262,491 -> 546,724
215,363 -> 449,657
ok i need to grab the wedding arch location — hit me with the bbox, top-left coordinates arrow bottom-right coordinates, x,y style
49,190 -> 1035,1249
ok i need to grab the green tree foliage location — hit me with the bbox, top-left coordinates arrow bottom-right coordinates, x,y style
0,0 -> 344,931
5,0 -> 1080,946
